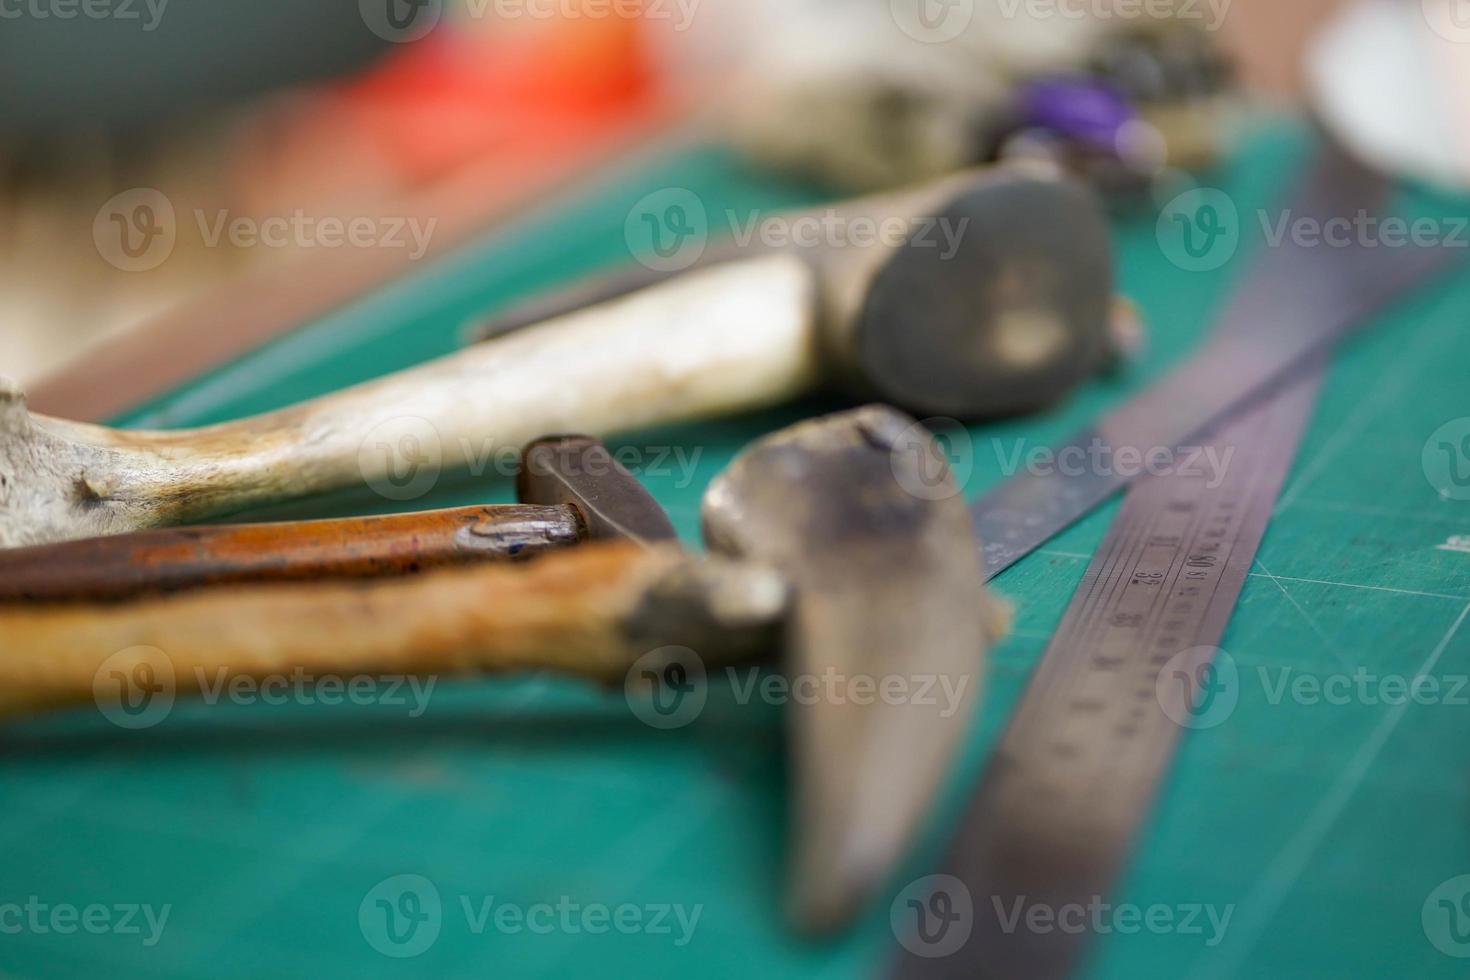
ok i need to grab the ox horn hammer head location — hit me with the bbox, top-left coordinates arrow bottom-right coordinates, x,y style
701,405 -> 998,932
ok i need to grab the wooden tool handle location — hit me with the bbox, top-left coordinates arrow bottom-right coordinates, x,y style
0,542 -> 665,719
0,542 -> 782,721
0,505 -> 583,604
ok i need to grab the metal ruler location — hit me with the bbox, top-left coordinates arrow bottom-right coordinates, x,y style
892,146 -> 1459,979
898,371 -> 1322,979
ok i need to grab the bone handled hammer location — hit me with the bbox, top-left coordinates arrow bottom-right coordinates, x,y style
0,406 -> 1003,933
0,436 -> 673,603
0,166 -> 1119,548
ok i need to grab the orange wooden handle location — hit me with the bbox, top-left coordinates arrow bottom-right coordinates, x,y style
0,541 -> 688,720
0,504 -> 583,604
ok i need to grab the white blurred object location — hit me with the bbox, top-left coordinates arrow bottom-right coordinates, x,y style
682,0 -> 1105,189
1307,0 -> 1470,189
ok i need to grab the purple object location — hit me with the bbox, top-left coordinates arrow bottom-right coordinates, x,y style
1018,77 -> 1138,151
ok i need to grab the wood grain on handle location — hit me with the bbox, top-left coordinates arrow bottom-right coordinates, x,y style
0,505 -> 583,604
0,542 -> 700,720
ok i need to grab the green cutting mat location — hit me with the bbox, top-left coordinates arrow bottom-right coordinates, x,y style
4,120 -> 1469,979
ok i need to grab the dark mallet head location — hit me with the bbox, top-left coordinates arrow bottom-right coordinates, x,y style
811,168 -> 1118,419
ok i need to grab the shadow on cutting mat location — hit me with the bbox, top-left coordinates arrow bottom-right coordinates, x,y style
0,677 -> 789,766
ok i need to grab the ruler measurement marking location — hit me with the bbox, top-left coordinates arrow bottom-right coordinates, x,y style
1076,475 -> 1218,806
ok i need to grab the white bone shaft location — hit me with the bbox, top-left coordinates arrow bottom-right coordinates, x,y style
8,256 -> 821,545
